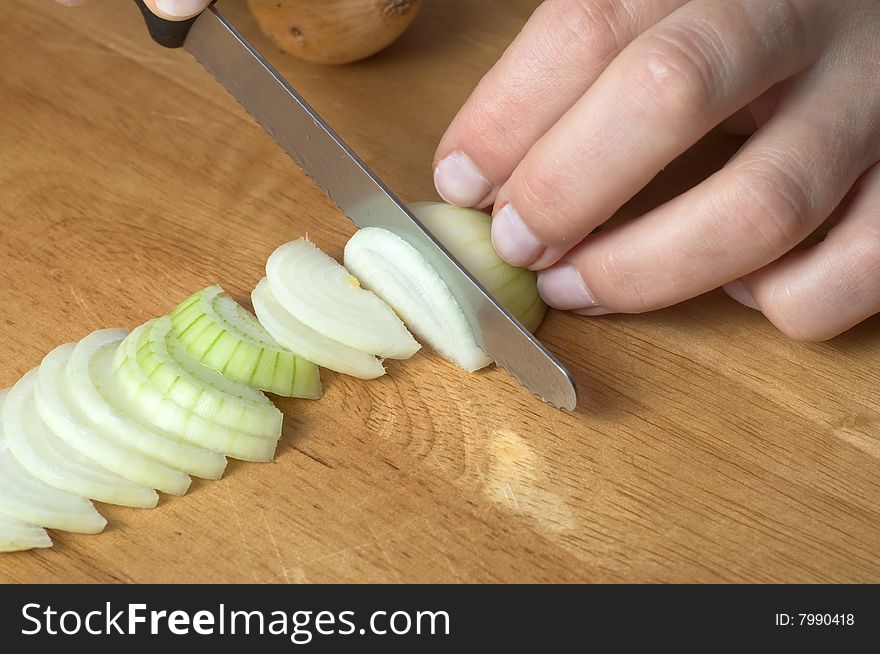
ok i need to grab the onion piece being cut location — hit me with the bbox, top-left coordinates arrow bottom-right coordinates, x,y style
266,238 -> 420,359
4,371 -> 158,508
36,342 -> 195,495
0,390 -> 107,534
170,285 -> 322,398
411,202 -> 547,333
113,323 -> 279,462
344,227 -> 492,372
0,513 -> 52,553
116,317 -> 282,438
252,277 -> 385,379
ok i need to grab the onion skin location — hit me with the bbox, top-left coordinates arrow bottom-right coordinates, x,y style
247,0 -> 422,65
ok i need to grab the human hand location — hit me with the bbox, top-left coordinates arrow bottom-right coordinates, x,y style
433,0 -> 880,341
54,0 -> 212,20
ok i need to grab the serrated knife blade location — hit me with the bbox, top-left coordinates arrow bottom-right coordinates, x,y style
173,5 -> 577,410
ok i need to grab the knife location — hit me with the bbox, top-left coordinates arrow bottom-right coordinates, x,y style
132,0 -> 578,410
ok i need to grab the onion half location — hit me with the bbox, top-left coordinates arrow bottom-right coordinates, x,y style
411,202 -> 547,332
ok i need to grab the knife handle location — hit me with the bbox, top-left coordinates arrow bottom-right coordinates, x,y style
132,0 -> 213,49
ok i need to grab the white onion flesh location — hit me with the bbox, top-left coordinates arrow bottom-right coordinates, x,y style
344,228 -> 492,372
411,202 -> 547,332
0,391 -> 106,534
4,371 -> 158,508
65,330 -> 229,482
36,342 -> 194,495
252,277 -> 385,379
113,323 -> 279,462
0,512 -> 52,553
266,238 -> 420,359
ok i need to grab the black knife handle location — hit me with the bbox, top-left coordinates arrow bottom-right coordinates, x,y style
133,0 -> 214,48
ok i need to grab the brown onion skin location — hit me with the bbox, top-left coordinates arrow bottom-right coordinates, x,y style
247,0 -> 423,65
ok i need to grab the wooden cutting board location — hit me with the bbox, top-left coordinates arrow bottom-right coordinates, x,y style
1,0 -> 879,583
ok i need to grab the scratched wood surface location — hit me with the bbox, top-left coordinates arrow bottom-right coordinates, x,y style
1,0 -> 879,584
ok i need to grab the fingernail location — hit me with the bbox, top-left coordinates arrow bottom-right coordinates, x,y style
434,151 -> 492,207
491,203 -> 542,266
155,0 -> 206,18
537,264 -> 598,311
723,280 -> 759,310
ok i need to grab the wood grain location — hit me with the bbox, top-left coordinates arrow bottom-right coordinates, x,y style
1,0 -> 879,583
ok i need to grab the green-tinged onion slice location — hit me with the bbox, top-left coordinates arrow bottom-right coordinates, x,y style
170,285 -> 321,398
113,322 -> 279,462
116,317 -> 282,438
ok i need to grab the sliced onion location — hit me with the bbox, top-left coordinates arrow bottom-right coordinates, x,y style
170,285 -> 322,398
252,277 -> 385,379
64,329 -> 229,482
115,317 -> 283,438
4,371 -> 158,508
265,238 -> 420,359
113,323 -> 279,462
344,228 -> 492,372
411,202 -> 547,332
36,342 -> 195,494
0,390 -> 106,534
0,513 -> 52,553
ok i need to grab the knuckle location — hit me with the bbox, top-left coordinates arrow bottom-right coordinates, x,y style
464,90 -> 531,152
535,0 -> 626,65
731,158 -> 814,255
763,0 -> 807,55
630,26 -> 724,115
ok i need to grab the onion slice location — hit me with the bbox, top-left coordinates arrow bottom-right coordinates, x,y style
252,277 -> 385,379
266,238 -> 420,359
113,323 -> 279,462
36,342 -> 194,494
0,390 -> 107,534
4,371 -> 158,508
0,512 -> 52,553
344,227 -> 492,372
64,329 -> 229,482
116,317 -> 282,438
170,286 -> 322,398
